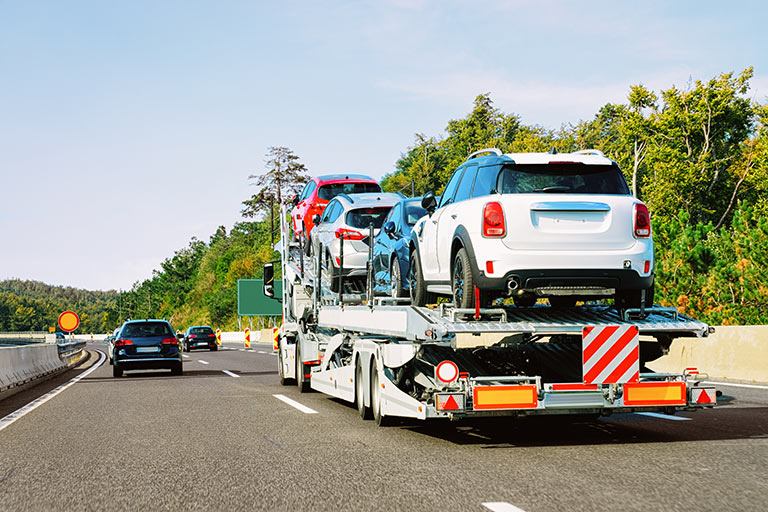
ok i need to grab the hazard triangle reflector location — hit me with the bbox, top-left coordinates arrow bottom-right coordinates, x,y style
696,389 -> 712,404
443,395 -> 460,411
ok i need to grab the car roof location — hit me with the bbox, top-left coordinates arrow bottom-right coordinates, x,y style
188,325 -> 212,329
334,192 -> 402,209
502,150 -> 614,166
122,319 -> 169,325
315,173 -> 376,183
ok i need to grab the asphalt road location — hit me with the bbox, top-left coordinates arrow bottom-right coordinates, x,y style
1,342 -> 767,512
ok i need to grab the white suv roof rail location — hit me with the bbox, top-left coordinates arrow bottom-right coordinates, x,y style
465,148 -> 502,162
574,149 -> 606,157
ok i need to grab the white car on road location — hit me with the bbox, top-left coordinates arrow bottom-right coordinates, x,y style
311,192 -> 402,292
408,149 -> 654,310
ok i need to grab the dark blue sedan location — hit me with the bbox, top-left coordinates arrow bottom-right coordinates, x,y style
372,198 -> 427,297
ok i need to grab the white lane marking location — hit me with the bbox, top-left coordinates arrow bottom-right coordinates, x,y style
182,355 -> 190,359
238,349 -> 246,351
198,360 -> 209,365
0,350 -> 106,433
222,370 -> 240,378
482,502 -> 527,512
273,394 -> 318,414
705,380 -> 768,390
258,350 -> 267,354
634,412 -> 691,421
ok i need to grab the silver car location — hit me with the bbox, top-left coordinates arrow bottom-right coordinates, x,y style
310,192 -> 401,292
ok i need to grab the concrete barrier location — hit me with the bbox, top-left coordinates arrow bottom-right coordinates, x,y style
0,338 -> 88,399
648,325 -> 768,384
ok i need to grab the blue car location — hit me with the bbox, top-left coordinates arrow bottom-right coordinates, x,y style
372,198 -> 427,297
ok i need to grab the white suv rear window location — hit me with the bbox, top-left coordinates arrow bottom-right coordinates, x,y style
496,163 -> 630,195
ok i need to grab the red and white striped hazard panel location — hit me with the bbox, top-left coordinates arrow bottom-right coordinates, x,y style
582,325 -> 639,384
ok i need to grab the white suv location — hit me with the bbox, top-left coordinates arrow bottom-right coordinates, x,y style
311,192 -> 402,292
408,149 -> 654,310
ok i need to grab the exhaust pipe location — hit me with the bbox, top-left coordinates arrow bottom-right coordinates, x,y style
507,277 -> 520,293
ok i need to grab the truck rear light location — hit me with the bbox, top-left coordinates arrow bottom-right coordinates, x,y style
643,260 -> 651,273
633,203 -> 651,238
482,202 -> 505,237
485,260 -> 494,274
161,337 -> 178,345
335,228 -> 365,240
114,339 -> 133,347
435,360 -> 459,385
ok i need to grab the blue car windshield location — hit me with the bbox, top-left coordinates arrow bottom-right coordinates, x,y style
404,204 -> 427,226
122,322 -> 173,338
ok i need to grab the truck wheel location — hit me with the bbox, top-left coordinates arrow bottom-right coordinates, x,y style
112,365 -> 123,378
356,360 -> 372,420
452,248 -> 475,309
296,342 -> 310,393
371,362 -> 394,427
549,296 -> 577,308
390,258 -> 405,298
409,251 -> 431,306
171,363 -> 183,376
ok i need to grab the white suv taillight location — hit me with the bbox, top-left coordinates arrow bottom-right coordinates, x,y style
633,203 -> 651,238
483,202 -> 505,237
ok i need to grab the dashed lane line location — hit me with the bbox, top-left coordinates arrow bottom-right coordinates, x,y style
273,394 -> 318,414
222,370 -> 240,378
634,412 -> 691,421
182,355 -> 190,359
482,502 -> 527,512
198,360 -> 210,365
0,350 -> 106,432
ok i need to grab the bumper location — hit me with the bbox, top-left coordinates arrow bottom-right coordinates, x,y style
114,356 -> 182,369
476,268 -> 654,293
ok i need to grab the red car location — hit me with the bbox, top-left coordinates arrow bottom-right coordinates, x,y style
291,174 -> 381,245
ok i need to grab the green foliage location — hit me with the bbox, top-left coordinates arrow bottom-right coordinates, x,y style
0,280 -> 119,332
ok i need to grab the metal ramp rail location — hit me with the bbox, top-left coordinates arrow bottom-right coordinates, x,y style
317,304 -> 711,342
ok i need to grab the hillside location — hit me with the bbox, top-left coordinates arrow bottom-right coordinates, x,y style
0,279 -> 120,332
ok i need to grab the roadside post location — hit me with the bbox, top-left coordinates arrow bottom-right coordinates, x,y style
272,327 -> 279,352
244,327 -> 251,349
215,328 -> 222,348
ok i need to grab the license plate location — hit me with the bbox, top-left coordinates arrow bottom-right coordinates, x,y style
136,346 -> 160,353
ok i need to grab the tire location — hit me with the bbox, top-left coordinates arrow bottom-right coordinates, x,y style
112,365 -> 123,378
615,285 -> 654,310
183,344 -> 190,353
210,346 -> 217,351
171,363 -> 183,376
327,251 -> 340,293
371,361 -> 394,427
409,250 -> 430,307
549,296 -> 577,308
513,294 -> 537,308
296,342 -> 310,393
390,258 -> 405,298
356,359 -> 372,420
451,247 -> 475,309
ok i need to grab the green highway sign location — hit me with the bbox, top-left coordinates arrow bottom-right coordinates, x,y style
237,279 -> 282,316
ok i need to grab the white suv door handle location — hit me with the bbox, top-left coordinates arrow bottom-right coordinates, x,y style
450,214 -> 457,220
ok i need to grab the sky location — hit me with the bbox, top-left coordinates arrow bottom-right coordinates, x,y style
1,0 -> 766,291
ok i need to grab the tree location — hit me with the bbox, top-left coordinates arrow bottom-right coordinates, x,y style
242,146 -> 309,218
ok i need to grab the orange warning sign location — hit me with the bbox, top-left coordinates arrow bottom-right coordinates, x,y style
57,311 -> 80,333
